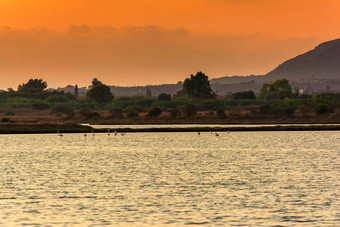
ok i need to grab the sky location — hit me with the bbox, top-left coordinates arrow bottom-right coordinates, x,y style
0,0 -> 340,89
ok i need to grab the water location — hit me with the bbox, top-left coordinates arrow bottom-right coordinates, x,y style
85,123 -> 340,130
0,131 -> 339,226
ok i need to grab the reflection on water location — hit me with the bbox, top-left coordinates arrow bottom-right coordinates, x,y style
0,131 -> 339,226
87,123 -> 340,129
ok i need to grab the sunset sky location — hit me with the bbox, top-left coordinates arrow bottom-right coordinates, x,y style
1,0 -> 340,89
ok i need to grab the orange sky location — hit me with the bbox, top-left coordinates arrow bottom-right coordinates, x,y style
0,0 -> 340,89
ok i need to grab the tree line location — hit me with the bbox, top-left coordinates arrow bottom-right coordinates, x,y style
0,72 -> 339,122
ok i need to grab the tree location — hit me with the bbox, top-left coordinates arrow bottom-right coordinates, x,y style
157,93 -> 171,101
232,90 -> 255,99
148,107 -> 162,117
74,85 -> 79,98
146,87 -> 152,98
86,78 -> 114,103
259,79 -> 292,100
18,79 -> 47,93
182,72 -> 216,99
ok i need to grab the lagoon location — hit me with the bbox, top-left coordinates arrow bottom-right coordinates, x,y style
0,131 -> 339,226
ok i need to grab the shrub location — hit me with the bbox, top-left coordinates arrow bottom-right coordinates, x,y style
270,103 -> 295,116
157,93 -> 171,101
148,107 -> 162,117
46,95 -> 70,103
110,96 -> 155,109
216,109 -> 227,119
199,99 -> 224,110
259,104 -> 271,114
126,110 -> 139,118
170,108 -> 180,118
32,103 -> 49,110
109,108 -> 123,119
78,109 -> 101,119
315,104 -> 334,114
124,105 -> 143,113
5,112 -> 15,116
178,104 -> 197,118
51,105 -> 74,114
1,118 -> 11,123
207,111 -> 215,116
232,90 -> 256,99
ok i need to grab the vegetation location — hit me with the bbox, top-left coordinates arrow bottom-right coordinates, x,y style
232,90 -> 256,99
86,78 -> 114,103
259,79 -> 293,100
181,72 -> 216,99
157,93 -> 171,101
0,77 -> 339,125
148,107 -> 162,117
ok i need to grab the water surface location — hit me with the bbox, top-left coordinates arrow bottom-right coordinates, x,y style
0,131 -> 339,226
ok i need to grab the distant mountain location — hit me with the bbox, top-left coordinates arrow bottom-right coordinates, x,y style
211,38 -> 340,84
210,75 -> 264,84
56,39 -> 340,96
265,38 -> 340,80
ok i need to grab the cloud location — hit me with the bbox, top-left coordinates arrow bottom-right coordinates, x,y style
0,25 -> 318,88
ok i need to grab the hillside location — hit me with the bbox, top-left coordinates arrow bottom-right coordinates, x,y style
265,38 -> 340,80
56,38 -> 340,96
211,38 -> 340,84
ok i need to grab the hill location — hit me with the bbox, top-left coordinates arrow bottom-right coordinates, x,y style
265,38 -> 340,80
56,38 -> 340,96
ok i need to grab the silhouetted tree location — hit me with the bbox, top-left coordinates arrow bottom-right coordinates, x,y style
259,79 -> 292,100
157,93 -> 171,101
146,87 -> 152,98
18,79 -> 47,93
232,90 -> 255,99
148,107 -> 162,117
86,78 -> 114,103
74,85 -> 79,98
182,72 -> 216,99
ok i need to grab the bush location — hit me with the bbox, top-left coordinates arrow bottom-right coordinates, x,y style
178,104 -> 197,118
32,103 -> 49,110
232,90 -> 256,99
148,107 -> 162,117
109,108 -> 123,119
5,97 -> 40,108
270,103 -> 295,116
51,105 -> 74,114
1,118 -> 11,123
5,112 -> 15,116
199,99 -> 224,110
124,105 -> 143,113
170,108 -> 180,118
109,96 -> 155,109
126,110 -> 139,118
46,95 -> 70,103
315,104 -> 334,114
207,111 -> 215,116
216,109 -> 227,119
78,109 -> 101,119
259,104 -> 271,114
157,93 -> 171,101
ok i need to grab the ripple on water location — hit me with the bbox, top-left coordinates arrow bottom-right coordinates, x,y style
0,131 -> 339,226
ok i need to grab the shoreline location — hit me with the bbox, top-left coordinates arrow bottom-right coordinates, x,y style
0,123 -> 340,134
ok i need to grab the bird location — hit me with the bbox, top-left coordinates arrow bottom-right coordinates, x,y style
57,131 -> 63,137
215,133 -> 219,136
108,130 -> 110,136
198,132 -> 200,135
84,133 -> 87,137
114,130 -> 118,136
